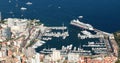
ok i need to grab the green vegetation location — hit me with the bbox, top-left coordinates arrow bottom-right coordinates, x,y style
15,35 -> 25,40
116,60 -> 120,63
0,44 -> 2,48
35,21 -> 41,25
114,31 -> 120,58
27,41 -> 35,47
63,60 -> 68,63
26,39 -> 37,48
114,31 -> 120,63
0,20 -> 5,23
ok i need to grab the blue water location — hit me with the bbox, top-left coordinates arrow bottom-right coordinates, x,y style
0,0 -> 120,32
0,0 -> 120,52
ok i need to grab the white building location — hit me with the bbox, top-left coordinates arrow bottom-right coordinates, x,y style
39,24 -> 46,33
68,53 -> 79,63
35,53 -> 40,63
44,55 -> 52,63
7,18 -> 15,27
2,27 -> 11,40
0,51 -> 2,57
31,58 -> 36,63
51,50 -> 61,61
109,34 -> 115,39
24,47 -> 35,57
4,18 -> 27,33
16,56 -> 21,63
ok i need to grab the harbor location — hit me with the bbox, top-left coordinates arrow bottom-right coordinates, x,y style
0,17 -> 118,63
34,18 -> 118,56
68,18 -> 118,56
0,0 -> 119,62
40,44 -> 92,56
41,25 -> 69,40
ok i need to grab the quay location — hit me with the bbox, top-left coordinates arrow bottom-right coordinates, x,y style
47,26 -> 67,30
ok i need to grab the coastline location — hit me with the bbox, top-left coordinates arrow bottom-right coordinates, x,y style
0,17 -> 118,63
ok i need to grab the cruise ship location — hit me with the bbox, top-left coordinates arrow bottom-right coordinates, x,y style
70,19 -> 94,30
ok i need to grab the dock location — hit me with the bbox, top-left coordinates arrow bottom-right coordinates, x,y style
47,26 -> 67,30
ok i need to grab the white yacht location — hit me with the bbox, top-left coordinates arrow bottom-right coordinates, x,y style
78,16 -> 83,19
21,7 -> 27,11
26,2 -> 32,5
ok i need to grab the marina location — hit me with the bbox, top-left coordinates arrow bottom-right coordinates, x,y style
0,16 -> 115,56
42,25 -> 69,39
69,19 -> 113,55
40,44 -> 92,56
43,31 -> 69,39
0,0 -> 119,62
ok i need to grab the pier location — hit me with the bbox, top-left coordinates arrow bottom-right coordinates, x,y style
43,31 -> 69,39
94,28 -> 112,36
78,30 -> 104,39
47,26 -> 67,30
